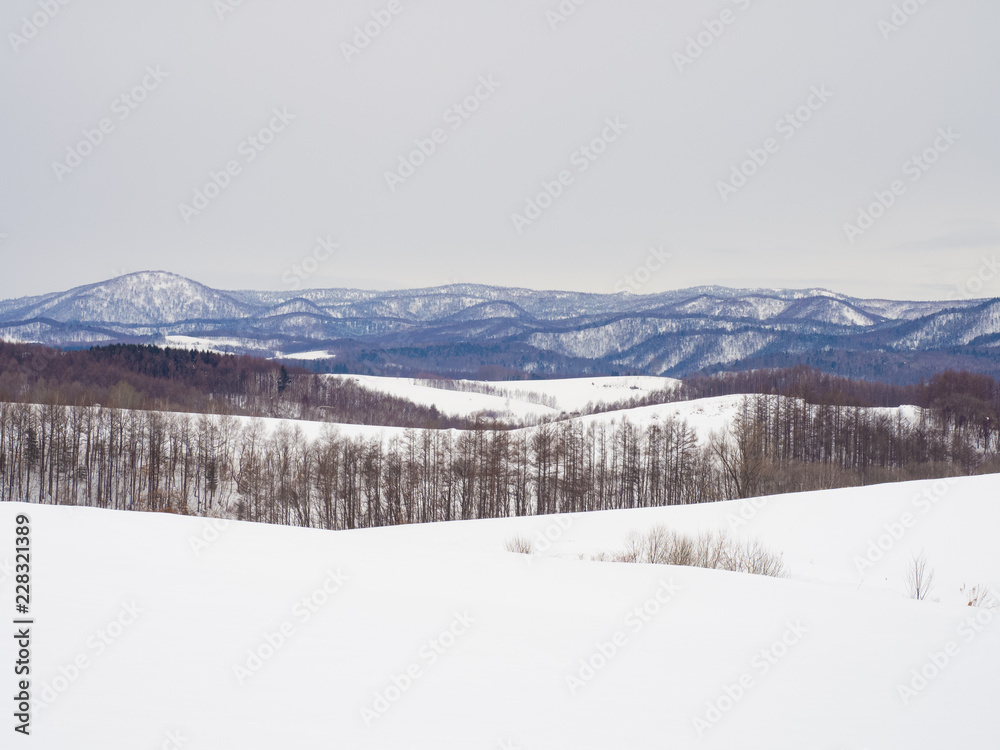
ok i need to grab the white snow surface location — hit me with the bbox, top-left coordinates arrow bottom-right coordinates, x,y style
195,393 -> 925,448
277,349 -> 336,361
163,335 -> 248,354
326,374 -> 681,421
2,474 -> 997,749
489,375 -> 681,413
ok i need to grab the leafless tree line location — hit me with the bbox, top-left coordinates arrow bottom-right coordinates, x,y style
0,395 -> 993,530
415,377 -> 561,410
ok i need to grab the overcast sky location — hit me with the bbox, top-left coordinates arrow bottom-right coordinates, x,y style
1,0 -> 998,301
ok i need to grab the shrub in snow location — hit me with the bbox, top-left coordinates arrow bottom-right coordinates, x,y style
505,535 -> 535,555
906,552 -> 935,601
961,583 -> 995,609
609,526 -> 787,578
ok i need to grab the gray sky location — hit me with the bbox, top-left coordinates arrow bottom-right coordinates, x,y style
1,0 -> 998,301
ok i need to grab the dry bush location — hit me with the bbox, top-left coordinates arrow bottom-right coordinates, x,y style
693,531 -> 730,570
609,527 -> 787,578
618,526 -> 683,565
617,530 -> 644,563
505,535 -> 535,555
671,532 -> 696,567
961,583 -> 995,609
722,536 -> 788,577
906,553 -> 935,601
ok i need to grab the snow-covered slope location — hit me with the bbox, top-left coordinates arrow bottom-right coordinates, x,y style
327,374 -> 680,421
2,475 -> 996,749
151,391 -> 921,448
569,395 -> 924,444
328,374 -> 559,421
485,375 -> 680,413
3,272 -> 254,325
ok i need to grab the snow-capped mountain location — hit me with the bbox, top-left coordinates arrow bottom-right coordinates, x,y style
0,271 -> 257,325
1,271 -> 997,381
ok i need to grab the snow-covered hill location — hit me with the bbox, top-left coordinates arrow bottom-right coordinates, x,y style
2,474 -> 996,749
327,374 -> 680,422
152,390 -> 920,448
0,272 -> 254,325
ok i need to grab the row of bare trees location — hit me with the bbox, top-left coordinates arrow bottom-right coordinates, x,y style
0,395 -> 992,529
711,396 -> 990,499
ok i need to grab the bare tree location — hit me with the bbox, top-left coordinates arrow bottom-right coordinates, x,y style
711,397 -> 771,499
906,553 -> 936,600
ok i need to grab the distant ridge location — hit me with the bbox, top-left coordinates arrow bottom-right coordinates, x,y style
1,271 -> 998,383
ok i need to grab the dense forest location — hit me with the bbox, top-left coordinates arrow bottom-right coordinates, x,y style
0,342 -> 472,429
4,342 -> 998,425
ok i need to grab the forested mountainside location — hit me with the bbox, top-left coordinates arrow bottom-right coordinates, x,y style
3,271 -> 999,382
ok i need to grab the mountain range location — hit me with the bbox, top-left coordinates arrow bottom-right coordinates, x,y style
2,271 -> 999,382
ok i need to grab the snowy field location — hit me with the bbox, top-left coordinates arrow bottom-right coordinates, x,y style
162,335 -> 252,354
326,374 -> 681,422
2,474 -> 997,749
571,396 -> 924,445
215,390 -> 924,450
188,393 -> 806,445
